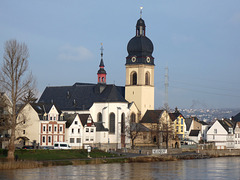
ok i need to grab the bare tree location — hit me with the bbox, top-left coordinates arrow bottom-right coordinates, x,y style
0,39 -> 34,160
126,122 -> 142,149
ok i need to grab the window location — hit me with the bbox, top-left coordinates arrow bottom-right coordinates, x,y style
70,138 -> 74,143
91,128 -> 94,133
213,135 -> 215,139
77,138 -> 81,143
75,121 -> 78,125
48,136 -> 51,143
145,72 -> 150,85
181,126 -> 183,132
86,138 -> 89,141
86,128 -> 89,132
181,119 -> 183,125
97,112 -> 102,122
214,129 -> 217,134
131,72 -> 137,85
121,113 -> 125,134
54,116 -> 56,120
42,136 -> 46,143
50,116 -> 52,120
78,129 -> 80,134
60,126 -> 63,132
72,128 -> 74,134
54,126 -> 57,132
23,130 -> 25,134
109,113 -> 115,134
176,120 -> 178,124
176,126 -> 178,132
49,125 -> 52,132
43,125 -> 46,132
90,137 -> 94,141
131,113 -> 136,123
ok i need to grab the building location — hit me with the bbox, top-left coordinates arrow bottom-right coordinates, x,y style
169,108 -> 185,140
16,103 -> 66,148
207,119 -> 234,149
65,113 -> 96,149
125,15 -> 155,121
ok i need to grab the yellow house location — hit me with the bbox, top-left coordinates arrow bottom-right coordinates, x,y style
169,108 -> 185,140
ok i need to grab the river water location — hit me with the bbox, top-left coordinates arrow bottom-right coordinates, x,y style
0,157 -> 240,180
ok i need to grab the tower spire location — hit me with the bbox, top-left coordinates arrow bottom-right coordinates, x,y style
97,43 -> 106,84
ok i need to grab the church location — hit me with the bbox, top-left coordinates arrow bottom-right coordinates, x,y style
38,12 -> 155,150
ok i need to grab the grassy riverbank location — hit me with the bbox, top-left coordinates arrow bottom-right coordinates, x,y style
0,149 -> 119,161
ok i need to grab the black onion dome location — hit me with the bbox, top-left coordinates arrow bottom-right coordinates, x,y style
127,36 -> 153,57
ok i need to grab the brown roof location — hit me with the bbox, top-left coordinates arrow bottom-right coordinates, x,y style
140,110 -> 164,123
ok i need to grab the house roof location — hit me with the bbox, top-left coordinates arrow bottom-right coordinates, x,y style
64,113 -> 93,128
38,83 -> 126,111
218,119 -> 234,133
185,118 -> 192,131
94,122 -> 108,132
29,103 -> 62,120
189,130 -> 200,136
130,123 -> 150,132
233,112 -> 240,122
140,110 -> 164,124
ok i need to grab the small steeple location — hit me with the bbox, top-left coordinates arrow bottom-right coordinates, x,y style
97,43 -> 107,84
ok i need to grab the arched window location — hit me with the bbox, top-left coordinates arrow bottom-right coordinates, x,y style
102,77 -> 104,82
145,72 -> 150,85
97,112 -> 102,122
130,72 -> 137,85
109,113 -> 115,134
131,113 -> 136,123
121,113 -> 125,134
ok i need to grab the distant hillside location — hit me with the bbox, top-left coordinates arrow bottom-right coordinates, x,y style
179,108 -> 240,122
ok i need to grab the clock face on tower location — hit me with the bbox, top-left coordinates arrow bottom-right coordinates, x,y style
146,56 -> 151,63
131,56 -> 136,62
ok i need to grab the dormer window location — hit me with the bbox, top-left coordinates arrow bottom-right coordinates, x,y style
87,117 -> 92,123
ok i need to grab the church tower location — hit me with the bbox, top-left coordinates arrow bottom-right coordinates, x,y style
125,10 -> 155,119
97,44 -> 107,84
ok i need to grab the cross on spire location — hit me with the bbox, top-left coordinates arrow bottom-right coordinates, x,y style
140,6 -> 143,18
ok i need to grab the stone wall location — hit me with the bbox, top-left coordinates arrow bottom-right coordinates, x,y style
198,149 -> 240,157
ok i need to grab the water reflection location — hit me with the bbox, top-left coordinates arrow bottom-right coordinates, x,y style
0,157 -> 240,180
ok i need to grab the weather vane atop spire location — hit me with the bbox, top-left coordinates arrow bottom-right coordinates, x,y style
140,6 -> 143,18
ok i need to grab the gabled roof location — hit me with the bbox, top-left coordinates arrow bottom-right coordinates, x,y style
233,112 -> 240,122
198,121 -> 209,126
218,119 -> 234,133
38,83 -> 126,111
169,112 -> 184,121
185,118 -> 192,131
30,103 -> 60,114
65,113 -> 93,128
189,130 -> 200,136
140,110 -> 164,123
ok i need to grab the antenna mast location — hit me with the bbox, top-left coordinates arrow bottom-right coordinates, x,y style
164,66 -> 169,107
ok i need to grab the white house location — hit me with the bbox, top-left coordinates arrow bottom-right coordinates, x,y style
233,122 -> 240,149
65,113 -> 96,149
207,119 -> 234,149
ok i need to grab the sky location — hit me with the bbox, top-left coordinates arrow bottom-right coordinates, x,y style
0,0 -> 240,109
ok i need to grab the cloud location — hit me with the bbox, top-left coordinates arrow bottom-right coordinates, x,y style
230,13 -> 240,24
58,44 -> 94,62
